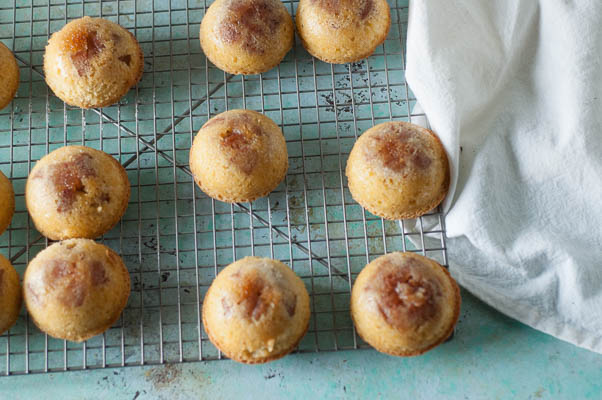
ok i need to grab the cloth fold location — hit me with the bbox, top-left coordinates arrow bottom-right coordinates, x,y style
406,0 -> 602,353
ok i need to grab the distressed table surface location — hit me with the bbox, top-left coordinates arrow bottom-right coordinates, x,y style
2,290 -> 601,399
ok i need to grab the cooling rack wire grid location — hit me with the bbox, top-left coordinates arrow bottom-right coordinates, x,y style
0,0 -> 449,375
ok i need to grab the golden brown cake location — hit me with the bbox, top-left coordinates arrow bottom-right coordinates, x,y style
351,252 -> 460,356
0,42 -> 19,111
0,171 -> 15,236
23,239 -> 130,342
189,109 -> 288,203
296,0 -> 391,64
44,16 -> 144,108
200,0 -> 294,75
346,121 -> 450,220
0,254 -> 21,335
202,256 -> 310,364
26,145 -> 130,240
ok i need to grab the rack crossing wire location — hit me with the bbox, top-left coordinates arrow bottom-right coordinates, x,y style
0,0 -> 448,375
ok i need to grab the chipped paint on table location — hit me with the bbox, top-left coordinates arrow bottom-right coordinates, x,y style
2,290 -> 601,399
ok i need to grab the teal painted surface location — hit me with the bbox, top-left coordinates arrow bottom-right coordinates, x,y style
2,290 -> 601,399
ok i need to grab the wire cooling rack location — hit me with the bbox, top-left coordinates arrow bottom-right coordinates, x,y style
0,0 -> 448,375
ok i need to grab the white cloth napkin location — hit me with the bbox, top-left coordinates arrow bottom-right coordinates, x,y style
405,0 -> 602,353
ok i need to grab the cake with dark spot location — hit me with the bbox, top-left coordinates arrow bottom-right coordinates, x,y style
190,109 -> 288,203
90,261 -> 109,286
368,260 -> 440,330
23,239 -> 130,342
57,279 -> 88,308
45,260 -> 77,290
26,145 -> 131,240
312,0 -> 374,19
359,0 -> 374,19
296,0 -> 390,64
233,270 -> 297,321
369,125 -> 433,174
118,54 -> 132,66
51,153 -> 96,212
200,0 -> 294,75
219,115 -> 263,174
203,256 -> 310,364
218,0 -> 282,53
346,121 -> 450,220
44,16 -> 144,108
351,252 -> 460,357
69,31 -> 105,76
42,259 -> 92,308
0,254 -> 21,335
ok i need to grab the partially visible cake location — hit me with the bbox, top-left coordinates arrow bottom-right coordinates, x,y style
0,171 -> 15,236
0,42 -> 19,110
0,254 -> 21,335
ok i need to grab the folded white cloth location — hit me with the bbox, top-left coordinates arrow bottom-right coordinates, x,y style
406,0 -> 602,353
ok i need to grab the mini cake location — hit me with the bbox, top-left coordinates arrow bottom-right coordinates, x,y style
23,239 -> 130,342
26,146 -> 130,240
346,121 -> 450,220
200,0 -> 294,74
0,254 -> 21,335
296,0 -> 391,64
351,252 -> 460,356
44,16 -> 144,108
202,256 -> 310,363
0,171 -> 15,236
0,42 -> 19,110
189,109 -> 288,203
